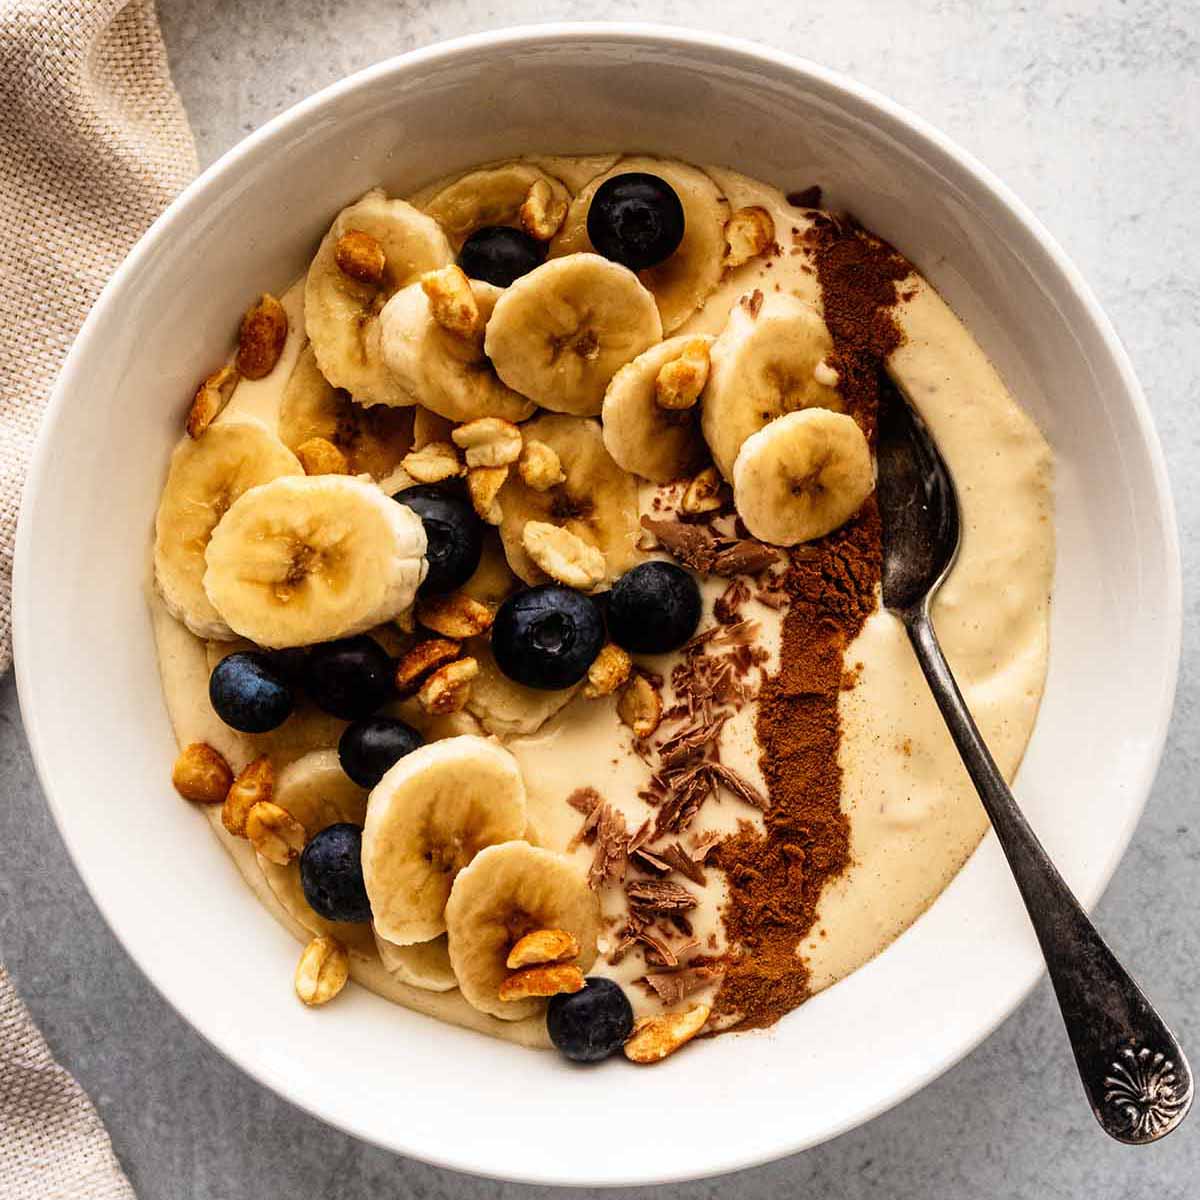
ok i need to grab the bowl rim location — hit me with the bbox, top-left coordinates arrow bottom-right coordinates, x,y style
13,21 -> 1182,1184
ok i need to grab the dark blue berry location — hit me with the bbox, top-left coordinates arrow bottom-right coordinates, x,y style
587,173 -> 685,271
208,651 -> 293,733
491,585 -> 605,690
606,561 -> 702,654
299,823 -> 372,923
547,978 -> 634,1063
458,226 -> 546,287
394,484 -> 483,595
338,716 -> 423,789
302,636 -> 393,720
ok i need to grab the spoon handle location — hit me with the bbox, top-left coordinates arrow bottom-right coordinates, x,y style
902,604 -> 1192,1143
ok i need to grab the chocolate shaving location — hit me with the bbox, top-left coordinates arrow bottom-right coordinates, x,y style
714,578 -> 751,624
639,966 -> 723,1006
711,540 -> 780,577
632,848 -> 671,874
567,787 -> 602,814
640,517 -> 717,571
690,830 -> 722,861
587,804 -> 629,889
658,841 -> 707,885
626,878 -> 698,913
709,762 -> 769,810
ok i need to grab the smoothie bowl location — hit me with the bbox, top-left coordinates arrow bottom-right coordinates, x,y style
13,25 -> 1179,1185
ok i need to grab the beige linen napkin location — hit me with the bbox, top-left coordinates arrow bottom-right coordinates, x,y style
1,0 -> 196,1193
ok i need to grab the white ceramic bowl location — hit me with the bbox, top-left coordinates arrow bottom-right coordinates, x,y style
14,24 -> 1180,1186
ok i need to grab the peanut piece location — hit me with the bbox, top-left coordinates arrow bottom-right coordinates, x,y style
417,656 -> 478,715
813,358 -> 840,388
221,755 -> 274,837
519,179 -> 568,241
498,963 -> 586,1002
506,929 -> 581,969
415,592 -> 494,639
518,439 -> 565,491
296,436 -> 349,476
185,364 -> 239,439
624,1003 -> 711,1063
172,743 -> 233,805
401,441 -> 464,484
421,265 -> 480,337
583,643 -> 632,699
334,229 -> 386,285
655,339 -> 710,411
467,465 -> 507,525
522,521 -> 606,591
618,673 -> 663,739
680,465 -> 724,515
394,637 -> 463,695
236,293 -> 288,380
246,800 -> 306,865
722,206 -> 776,269
451,417 -> 523,468
295,935 -> 350,1006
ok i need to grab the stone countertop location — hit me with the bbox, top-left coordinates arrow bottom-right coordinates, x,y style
2,1 -> 1196,1196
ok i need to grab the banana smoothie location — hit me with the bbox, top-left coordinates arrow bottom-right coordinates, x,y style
152,154 -> 1053,1062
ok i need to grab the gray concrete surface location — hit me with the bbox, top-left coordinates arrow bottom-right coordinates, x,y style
2,0 -> 1198,1195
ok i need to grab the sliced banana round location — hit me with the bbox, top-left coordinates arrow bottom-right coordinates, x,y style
203,475 -> 427,648
379,278 -> 535,423
702,291 -> 843,479
279,344 -> 415,480
551,156 -> 731,333
495,413 -> 641,586
422,161 -> 571,249
374,930 -> 458,992
732,409 -> 874,545
445,842 -> 600,1021
361,736 -> 527,945
304,189 -> 452,407
154,423 -> 303,639
466,641 -> 581,737
484,254 -> 662,416
256,749 -> 376,955
602,334 -> 714,482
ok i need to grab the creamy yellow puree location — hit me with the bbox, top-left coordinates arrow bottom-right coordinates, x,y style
151,157 -> 1053,1043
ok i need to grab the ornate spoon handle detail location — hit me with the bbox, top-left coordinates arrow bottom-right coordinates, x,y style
903,604 -> 1192,1143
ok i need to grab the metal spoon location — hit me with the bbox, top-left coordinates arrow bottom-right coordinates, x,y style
875,377 -> 1191,1143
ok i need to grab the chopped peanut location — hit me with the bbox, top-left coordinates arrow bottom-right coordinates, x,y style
583,643 -> 632,699
452,417 -> 523,468
246,800 -> 306,865
236,293 -> 288,380
295,936 -> 350,1006
222,755 -> 274,837
415,593 -> 494,639
185,364 -> 239,439
518,439 -> 565,491
498,963 -> 585,1002
296,436 -> 349,476
722,206 -> 775,269
394,638 -> 463,695
519,179 -> 568,241
624,1004 -> 711,1063
618,673 -> 663,739
522,522 -> 606,590
401,441 -> 464,484
467,465 -> 507,525
334,229 -> 386,285
655,339 -> 710,411
172,743 -> 233,805
506,929 -> 581,969
421,265 -> 480,337
680,465 -> 724,515
418,656 -> 479,714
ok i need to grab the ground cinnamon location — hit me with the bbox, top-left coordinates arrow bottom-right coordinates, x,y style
710,216 -> 910,1031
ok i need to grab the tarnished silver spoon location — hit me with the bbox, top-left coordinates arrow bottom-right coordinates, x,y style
875,377 -> 1191,1143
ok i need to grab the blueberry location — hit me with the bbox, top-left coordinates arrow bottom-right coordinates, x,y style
587,173 -> 685,271
299,823 -> 372,923
547,978 -> 634,1063
458,226 -> 546,288
208,652 -> 293,733
338,716 -> 423,789
491,585 -> 605,690
302,636 -> 393,720
607,561 -> 702,654
394,484 -> 483,595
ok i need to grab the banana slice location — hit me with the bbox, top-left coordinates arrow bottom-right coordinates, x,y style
203,475 -> 427,648
495,413 -> 641,585
305,189 -> 452,407
374,930 -> 458,992
256,749 -> 376,958
379,278 -> 536,423
459,529 -> 521,609
154,423 -> 304,639
279,345 -> 415,481
361,736 -> 527,945
732,409 -> 874,545
387,696 -> 482,742
551,157 -> 731,333
702,291 -> 843,479
422,162 -> 571,249
602,335 -> 714,482
445,842 -> 600,1021
484,254 -> 662,416
466,641 -> 581,737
